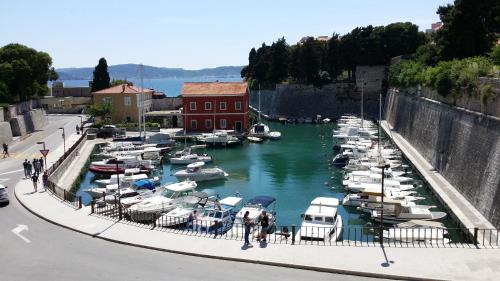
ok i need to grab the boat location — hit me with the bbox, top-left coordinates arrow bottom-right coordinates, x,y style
250,123 -> 270,138
89,156 -> 153,175
342,170 -> 413,186
383,220 -> 449,243
268,131 -> 281,140
127,180 -> 198,222
84,178 -> 158,199
371,205 -> 447,224
197,131 -> 240,147
155,191 -> 212,227
99,187 -> 155,205
230,195 -> 276,236
94,173 -> 151,187
193,196 -> 244,233
342,190 -> 423,208
247,136 -> 263,143
296,197 -> 343,242
173,162 -> 228,182
144,133 -> 176,148
170,149 -> 212,165
322,118 -> 331,123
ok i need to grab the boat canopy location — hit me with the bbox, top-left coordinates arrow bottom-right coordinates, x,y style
187,161 -> 205,168
248,195 -> 276,208
133,179 -> 155,190
310,197 -> 340,207
192,191 -> 209,199
165,181 -> 197,192
220,196 -> 243,207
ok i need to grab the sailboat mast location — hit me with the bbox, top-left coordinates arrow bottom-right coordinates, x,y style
140,64 -> 145,139
258,84 -> 261,123
361,79 -> 364,129
378,92 -> 382,157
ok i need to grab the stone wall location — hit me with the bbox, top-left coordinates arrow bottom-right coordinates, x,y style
385,89 -> 500,227
250,83 -> 382,120
0,122 -> 13,145
9,108 -> 47,136
152,97 -> 183,111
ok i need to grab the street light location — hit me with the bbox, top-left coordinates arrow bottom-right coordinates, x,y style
36,141 -> 47,172
378,162 -> 390,245
59,127 -> 66,155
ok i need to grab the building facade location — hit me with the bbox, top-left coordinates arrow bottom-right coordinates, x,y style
92,83 -> 153,123
51,81 -> 92,97
182,82 -> 248,133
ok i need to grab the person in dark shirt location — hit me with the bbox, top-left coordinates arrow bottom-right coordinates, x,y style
257,211 -> 269,242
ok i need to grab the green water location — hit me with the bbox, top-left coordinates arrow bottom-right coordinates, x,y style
77,122 -> 464,241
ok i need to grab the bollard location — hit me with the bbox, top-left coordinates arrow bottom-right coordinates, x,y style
90,200 -> 95,214
473,227 -> 479,245
291,224 -> 296,245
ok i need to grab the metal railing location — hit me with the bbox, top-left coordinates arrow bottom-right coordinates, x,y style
89,200 -> 499,248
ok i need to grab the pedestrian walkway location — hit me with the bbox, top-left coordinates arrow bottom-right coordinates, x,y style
381,121 -> 496,238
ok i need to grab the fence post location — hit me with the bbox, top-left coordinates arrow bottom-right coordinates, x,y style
78,196 -> 82,209
63,189 -> 66,201
118,200 -> 123,220
291,224 -> 296,245
90,200 -> 95,214
473,227 -> 479,245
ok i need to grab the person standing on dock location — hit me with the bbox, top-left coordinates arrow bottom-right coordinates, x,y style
27,160 -> 33,177
23,159 -> 29,178
39,157 -> 44,172
243,211 -> 252,247
257,211 -> 269,243
31,173 -> 39,192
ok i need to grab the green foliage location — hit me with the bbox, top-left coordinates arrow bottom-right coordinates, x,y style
91,58 -> 110,92
435,0 -> 500,60
0,43 -> 57,103
110,79 -> 127,86
490,45 -> 500,65
87,102 -> 114,120
389,60 -> 425,87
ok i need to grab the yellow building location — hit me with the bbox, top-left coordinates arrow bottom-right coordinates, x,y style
91,83 -> 153,123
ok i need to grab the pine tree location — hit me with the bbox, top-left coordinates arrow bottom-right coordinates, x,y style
91,58 -> 111,92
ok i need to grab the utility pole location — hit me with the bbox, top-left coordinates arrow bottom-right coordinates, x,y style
360,79 -> 364,129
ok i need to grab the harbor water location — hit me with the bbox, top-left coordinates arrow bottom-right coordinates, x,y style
76,122 -> 463,241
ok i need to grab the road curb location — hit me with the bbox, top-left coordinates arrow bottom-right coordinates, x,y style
14,186 -> 440,281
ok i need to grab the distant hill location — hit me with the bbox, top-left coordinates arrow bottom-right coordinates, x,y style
56,64 -> 244,80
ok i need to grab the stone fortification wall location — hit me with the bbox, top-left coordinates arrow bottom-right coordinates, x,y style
151,97 -> 183,111
2,101 -> 48,141
0,122 -> 13,144
250,83 -> 381,120
385,89 -> 500,227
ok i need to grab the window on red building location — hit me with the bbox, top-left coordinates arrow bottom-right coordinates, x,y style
205,119 -> 212,129
235,101 -> 241,110
220,101 -> 227,110
190,120 -> 197,129
190,102 -> 196,110
204,102 -> 212,110
220,119 -> 227,129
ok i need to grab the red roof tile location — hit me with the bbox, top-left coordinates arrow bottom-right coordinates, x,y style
92,84 -> 153,94
182,82 -> 247,96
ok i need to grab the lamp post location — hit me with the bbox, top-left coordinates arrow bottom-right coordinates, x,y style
37,141 -> 47,171
378,162 -> 390,245
79,115 -> 83,133
59,127 -> 66,155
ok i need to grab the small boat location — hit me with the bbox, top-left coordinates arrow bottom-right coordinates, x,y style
197,131 -> 240,147
296,197 -> 343,242
194,196 -> 244,233
230,195 -> 276,236
371,205 -> 447,224
322,118 -> 331,123
332,153 -> 350,167
249,123 -> 270,138
144,133 -> 176,148
247,136 -> 263,143
170,150 -> 212,165
155,191 -> 212,228
89,156 -> 153,175
268,131 -> 281,140
383,220 -> 450,243
127,180 -> 198,222
304,117 -> 313,124
173,162 -> 228,182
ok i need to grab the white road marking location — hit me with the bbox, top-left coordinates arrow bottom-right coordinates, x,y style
11,224 -> 31,243
0,169 -> 24,176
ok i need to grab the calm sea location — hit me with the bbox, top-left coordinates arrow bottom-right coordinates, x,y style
59,77 -> 243,97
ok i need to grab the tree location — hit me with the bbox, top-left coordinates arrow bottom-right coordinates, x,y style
0,43 -> 57,103
324,34 -> 342,80
111,79 -> 127,86
87,102 -> 113,121
266,37 -> 289,84
435,0 -> 500,60
91,58 -> 110,92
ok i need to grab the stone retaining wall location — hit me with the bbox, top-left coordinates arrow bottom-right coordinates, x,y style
385,89 -> 500,227
9,108 -> 47,136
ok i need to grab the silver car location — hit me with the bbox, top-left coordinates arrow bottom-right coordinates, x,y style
0,184 -> 9,203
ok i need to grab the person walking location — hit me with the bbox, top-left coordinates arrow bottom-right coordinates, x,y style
76,124 -> 80,135
31,173 -> 39,192
33,159 -> 41,175
23,159 -> 29,178
42,171 -> 49,189
2,143 -> 9,158
39,157 -> 44,172
257,210 -> 269,243
27,160 -> 33,177
243,211 -> 253,247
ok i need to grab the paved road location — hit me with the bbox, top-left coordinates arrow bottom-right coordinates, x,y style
0,115 -> 381,281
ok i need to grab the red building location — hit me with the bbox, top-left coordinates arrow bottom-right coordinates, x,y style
182,82 -> 249,133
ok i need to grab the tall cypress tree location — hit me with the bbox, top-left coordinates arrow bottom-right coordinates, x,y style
91,57 -> 111,92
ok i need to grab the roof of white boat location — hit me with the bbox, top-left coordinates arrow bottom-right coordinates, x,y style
165,181 -> 197,192
310,197 -> 339,207
304,204 -> 338,217
397,220 -> 445,228
220,196 -> 243,207
350,170 -> 372,176
187,161 -> 205,168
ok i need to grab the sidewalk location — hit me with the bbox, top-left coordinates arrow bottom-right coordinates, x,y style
381,121 -> 495,238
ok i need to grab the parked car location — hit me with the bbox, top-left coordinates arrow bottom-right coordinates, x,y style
0,184 -> 9,204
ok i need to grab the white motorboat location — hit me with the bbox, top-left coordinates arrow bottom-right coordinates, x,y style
322,118 -> 331,123
343,170 -> 413,186
197,131 -> 240,147
170,152 -> 212,165
127,180 -> 198,221
247,136 -> 263,143
268,131 -> 281,140
342,190 -> 423,208
229,196 -> 276,236
249,123 -> 270,138
100,187 -> 155,205
194,196 -> 244,233
296,197 -> 343,242
145,133 -> 176,147
173,162 -> 228,182
371,205 -> 447,224
345,181 -> 416,193
155,191 -> 212,227
94,173 -> 152,187
383,220 -> 450,243
89,155 -> 153,172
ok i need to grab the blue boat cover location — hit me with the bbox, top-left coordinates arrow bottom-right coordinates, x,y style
248,195 -> 276,208
133,179 -> 155,190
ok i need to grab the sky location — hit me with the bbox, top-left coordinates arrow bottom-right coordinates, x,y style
0,0 -> 453,69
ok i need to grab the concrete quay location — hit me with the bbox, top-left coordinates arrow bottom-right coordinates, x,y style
13,129 -> 500,281
381,121 -> 497,242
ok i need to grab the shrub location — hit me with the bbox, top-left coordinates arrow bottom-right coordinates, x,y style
389,60 -> 425,87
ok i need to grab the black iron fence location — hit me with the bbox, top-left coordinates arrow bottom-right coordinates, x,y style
89,200 -> 499,248
44,132 -> 87,209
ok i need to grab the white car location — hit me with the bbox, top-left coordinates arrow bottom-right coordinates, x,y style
0,184 -> 9,203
